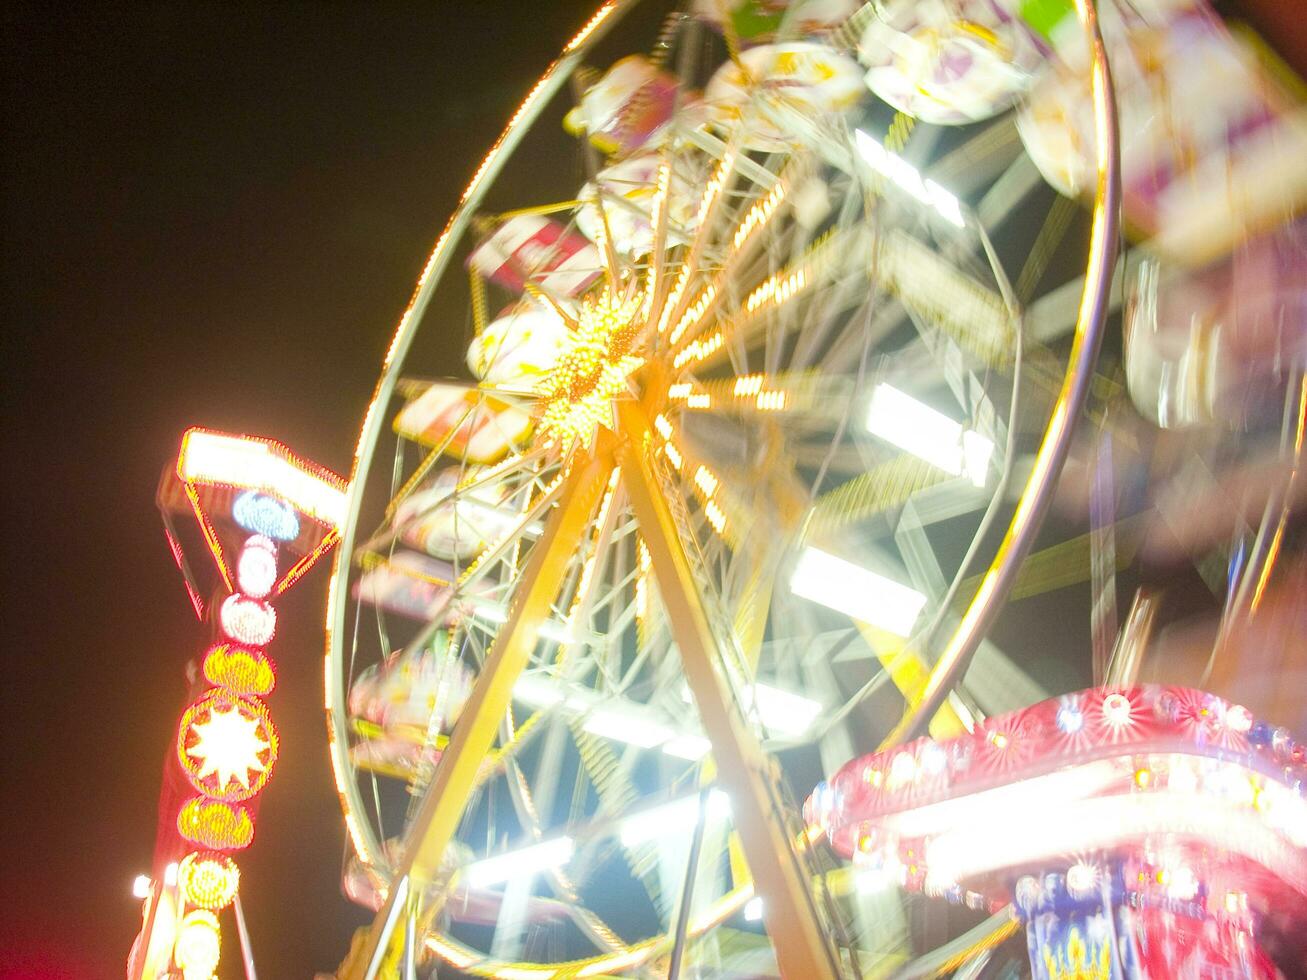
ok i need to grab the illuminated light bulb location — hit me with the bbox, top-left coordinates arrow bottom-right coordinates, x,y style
235,535 -> 278,598
743,897 -> 763,922
1224,890 -> 1247,914
693,466 -> 718,497
864,767 -> 883,788
1066,863 -> 1099,898
920,742 -> 948,776
173,909 -> 221,980
219,594 -> 277,647
178,851 -> 240,911
177,798 -> 255,851
202,645 -> 276,698
1102,692 -> 1132,727
1167,865 -> 1198,901
132,874 -> 153,899
888,752 -> 917,789
231,490 -> 300,542
1133,767 -> 1152,789
1056,702 -> 1084,735
177,691 -> 278,802
535,284 -> 643,447
1226,704 -> 1253,733
989,732 -> 1009,750
704,500 -> 726,533
164,862 -> 179,886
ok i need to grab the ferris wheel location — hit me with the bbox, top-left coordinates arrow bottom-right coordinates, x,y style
323,0 -> 1126,976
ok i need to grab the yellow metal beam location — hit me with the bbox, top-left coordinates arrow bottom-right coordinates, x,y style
341,438 -> 616,980
616,399 -> 841,980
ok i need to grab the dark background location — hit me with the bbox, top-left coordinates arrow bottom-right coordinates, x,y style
2,2 -> 1303,978
1,2 -> 593,975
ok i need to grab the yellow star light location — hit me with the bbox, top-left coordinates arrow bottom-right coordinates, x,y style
178,692 -> 278,801
535,283 -> 644,447
189,705 -> 268,788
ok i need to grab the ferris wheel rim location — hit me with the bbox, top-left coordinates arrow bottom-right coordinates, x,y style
325,0 -> 640,877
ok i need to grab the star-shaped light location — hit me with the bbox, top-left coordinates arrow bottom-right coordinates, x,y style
535,283 -> 645,447
180,695 -> 277,798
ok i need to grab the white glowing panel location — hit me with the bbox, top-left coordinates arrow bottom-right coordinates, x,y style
749,683 -> 822,738
866,384 -> 994,487
464,837 -> 575,888
513,674 -> 567,710
582,710 -> 672,749
662,734 -> 712,761
791,547 -> 927,637
855,130 -> 965,227
619,790 -> 730,847
178,429 -> 348,528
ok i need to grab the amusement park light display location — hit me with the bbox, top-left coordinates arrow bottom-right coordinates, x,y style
172,910 -> 221,980
177,851 -> 241,911
201,644 -> 276,697
176,798 -> 255,851
218,592 -> 278,647
178,688 -> 278,801
534,281 -> 645,446
129,429 -> 345,980
806,685 -> 1307,976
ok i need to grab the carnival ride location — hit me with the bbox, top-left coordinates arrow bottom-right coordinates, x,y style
129,0 -> 1307,977
129,431 -> 348,980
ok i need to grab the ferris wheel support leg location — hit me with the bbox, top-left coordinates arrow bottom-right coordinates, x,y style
341,442 -> 617,980
616,399 -> 842,980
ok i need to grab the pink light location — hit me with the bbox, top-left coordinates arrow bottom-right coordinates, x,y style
219,594 -> 276,647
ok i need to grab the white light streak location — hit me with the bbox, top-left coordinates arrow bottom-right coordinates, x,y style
791,547 -> 927,637
662,734 -> 712,761
866,384 -> 993,487
582,710 -> 672,749
749,683 -> 822,738
179,429 -> 348,528
855,130 -> 965,227
619,790 -> 730,847
464,837 -> 575,888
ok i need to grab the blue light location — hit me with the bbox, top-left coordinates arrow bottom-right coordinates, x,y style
232,491 -> 300,541
1056,702 -> 1084,735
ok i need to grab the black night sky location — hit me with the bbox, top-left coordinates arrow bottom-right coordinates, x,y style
4,2 -> 1305,978
2,2 -> 594,975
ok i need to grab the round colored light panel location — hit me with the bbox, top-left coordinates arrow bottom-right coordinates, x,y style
201,644 -> 276,697
177,690 -> 278,802
173,908 -> 221,980
232,490 -> 300,542
178,851 -> 240,911
177,797 -> 255,851
219,593 -> 276,647
235,535 -> 278,598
